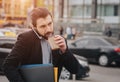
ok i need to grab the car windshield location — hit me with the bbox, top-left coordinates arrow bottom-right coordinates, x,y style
88,38 -> 111,46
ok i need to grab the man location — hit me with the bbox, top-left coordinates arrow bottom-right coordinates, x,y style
2,7 -> 81,82
59,26 -> 64,35
66,26 -> 72,39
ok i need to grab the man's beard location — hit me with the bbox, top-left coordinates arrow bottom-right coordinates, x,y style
44,32 -> 53,40
35,29 -> 53,40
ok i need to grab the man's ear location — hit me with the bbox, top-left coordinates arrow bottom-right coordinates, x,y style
29,23 -> 37,30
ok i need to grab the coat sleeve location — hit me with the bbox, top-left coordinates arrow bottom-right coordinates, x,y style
52,38 -> 80,74
61,49 -> 80,74
2,33 -> 30,82
60,39 -> 80,74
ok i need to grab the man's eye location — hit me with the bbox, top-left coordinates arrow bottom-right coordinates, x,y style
40,25 -> 46,28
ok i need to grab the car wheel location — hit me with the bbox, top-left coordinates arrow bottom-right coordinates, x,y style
60,68 -> 70,80
98,55 -> 109,66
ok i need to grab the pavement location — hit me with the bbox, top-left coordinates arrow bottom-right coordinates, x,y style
60,80 -> 79,82
0,76 -> 83,82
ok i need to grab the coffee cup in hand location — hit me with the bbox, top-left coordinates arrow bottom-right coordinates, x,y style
48,36 -> 59,50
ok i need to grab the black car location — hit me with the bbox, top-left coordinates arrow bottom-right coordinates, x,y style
0,37 -> 16,74
60,54 -> 90,80
68,36 -> 120,66
0,36 -> 90,79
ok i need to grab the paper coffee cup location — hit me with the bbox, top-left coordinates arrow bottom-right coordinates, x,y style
48,36 -> 59,50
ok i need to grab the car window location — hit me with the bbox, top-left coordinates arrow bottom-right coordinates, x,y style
88,38 -> 111,46
75,39 -> 89,47
0,40 -> 15,49
0,43 -> 14,49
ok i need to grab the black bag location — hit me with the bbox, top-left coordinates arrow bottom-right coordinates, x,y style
20,64 -> 54,82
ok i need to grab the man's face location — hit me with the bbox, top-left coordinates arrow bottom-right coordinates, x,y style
35,15 -> 53,39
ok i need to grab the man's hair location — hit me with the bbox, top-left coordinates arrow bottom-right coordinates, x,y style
28,7 -> 52,27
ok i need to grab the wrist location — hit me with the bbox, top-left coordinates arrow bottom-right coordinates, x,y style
59,48 -> 68,55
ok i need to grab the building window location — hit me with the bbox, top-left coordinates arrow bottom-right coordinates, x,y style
98,5 -> 119,16
70,5 -> 83,17
104,5 -> 114,16
69,4 -> 119,17
70,5 -> 91,17
114,5 -> 118,16
84,5 -> 91,16
97,5 -> 104,16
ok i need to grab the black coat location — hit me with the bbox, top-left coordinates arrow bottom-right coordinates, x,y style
2,30 -> 79,82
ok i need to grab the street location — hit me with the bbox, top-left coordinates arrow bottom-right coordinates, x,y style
0,64 -> 120,82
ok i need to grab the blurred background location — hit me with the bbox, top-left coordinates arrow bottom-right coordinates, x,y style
0,1 -> 120,82
0,0 -> 120,39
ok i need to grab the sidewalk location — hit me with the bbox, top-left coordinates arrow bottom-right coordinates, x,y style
0,75 -> 82,82
59,80 -> 79,82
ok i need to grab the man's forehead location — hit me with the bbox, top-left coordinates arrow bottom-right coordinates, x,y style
36,15 -> 53,25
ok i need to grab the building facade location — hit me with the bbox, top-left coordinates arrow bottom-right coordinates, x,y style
63,0 -> 120,24
0,0 -> 54,25
0,0 -> 120,29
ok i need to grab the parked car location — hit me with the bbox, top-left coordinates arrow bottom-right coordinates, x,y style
68,36 -> 120,66
0,28 -> 17,37
0,37 -> 16,74
0,37 -> 90,79
60,54 -> 90,80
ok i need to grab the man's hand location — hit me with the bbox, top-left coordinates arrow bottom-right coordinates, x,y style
54,35 -> 67,53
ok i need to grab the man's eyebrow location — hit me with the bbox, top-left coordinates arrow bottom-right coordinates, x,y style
40,24 -> 46,27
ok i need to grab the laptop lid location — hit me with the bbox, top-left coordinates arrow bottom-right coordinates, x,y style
20,64 -> 54,82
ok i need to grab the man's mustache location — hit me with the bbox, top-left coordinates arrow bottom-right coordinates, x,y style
45,32 -> 54,36
44,32 -> 54,39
